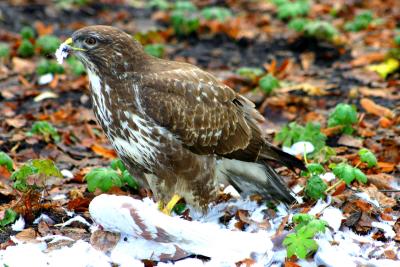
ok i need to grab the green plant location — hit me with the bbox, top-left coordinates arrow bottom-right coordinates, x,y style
288,17 -> 309,32
36,60 -> 65,75
17,39 -> 34,58
66,56 -> 85,76
358,148 -> 377,168
20,26 -> 35,40
0,43 -> 10,58
303,21 -> 338,41
327,103 -> 358,135
170,1 -> 200,35
147,0 -> 171,10
302,163 -> 327,200
289,19 -> 338,41
259,74 -> 280,94
0,209 -> 18,227
275,122 -> 327,153
395,35 -> 400,46
235,67 -> 264,80
36,35 -> 61,55
305,175 -> 327,200
0,151 -> 14,172
85,168 -> 122,192
344,11 -> 374,32
283,214 -> 327,259
275,0 -> 310,20
110,158 -> 139,190
332,162 -> 367,185
144,43 -> 165,58
86,159 -> 138,192
28,121 -> 61,143
11,159 -> 62,192
201,7 -> 232,22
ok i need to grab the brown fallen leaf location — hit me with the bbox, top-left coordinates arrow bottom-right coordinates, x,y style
337,134 -> 363,148
367,173 -> 395,190
362,185 -> 397,208
5,117 -> 27,128
15,228 -> 38,243
350,52 -> 386,67
91,144 -> 117,159
377,162 -> 396,172
360,98 -> 394,119
12,57 -> 35,74
90,230 -> 120,253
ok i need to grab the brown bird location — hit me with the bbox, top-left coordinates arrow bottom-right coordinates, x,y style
64,25 -> 305,212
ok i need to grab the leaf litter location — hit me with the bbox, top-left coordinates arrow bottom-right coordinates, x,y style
0,0 -> 399,266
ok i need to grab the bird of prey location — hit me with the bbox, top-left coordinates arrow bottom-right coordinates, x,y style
61,25 -> 305,212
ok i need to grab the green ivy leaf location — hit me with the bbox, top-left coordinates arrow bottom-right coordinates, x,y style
0,209 -> 18,227
306,163 -> 325,175
144,43 -> 165,58
201,7 -> 232,22
235,67 -> 264,80
147,0 -> 171,10
275,122 -> 327,153
305,175 -> 327,200
344,11 -> 374,32
29,121 -> 61,143
258,74 -> 280,94
37,60 -> 65,75
0,43 -> 10,58
288,18 -> 309,32
66,56 -> 85,76
327,103 -> 358,134
284,214 -> 327,259
283,232 -> 318,259
358,148 -> 377,168
36,35 -> 61,55
17,39 -> 34,58
31,159 -> 62,178
85,168 -> 123,192
303,20 -> 338,41
354,168 -> 367,184
0,151 -> 14,172
110,158 -> 127,172
121,170 -> 139,190
332,162 -> 367,185
276,0 -> 310,20
11,164 -> 37,182
20,26 -> 35,40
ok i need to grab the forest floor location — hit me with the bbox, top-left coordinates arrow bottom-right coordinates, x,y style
0,0 -> 399,266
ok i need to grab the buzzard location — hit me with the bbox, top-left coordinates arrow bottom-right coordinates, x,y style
62,25 -> 305,212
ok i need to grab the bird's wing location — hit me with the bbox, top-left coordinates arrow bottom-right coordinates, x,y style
138,63 -> 265,156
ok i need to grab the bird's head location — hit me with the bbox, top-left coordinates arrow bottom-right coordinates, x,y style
63,25 -> 147,74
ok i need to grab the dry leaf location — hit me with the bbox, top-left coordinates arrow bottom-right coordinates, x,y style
360,98 -> 394,119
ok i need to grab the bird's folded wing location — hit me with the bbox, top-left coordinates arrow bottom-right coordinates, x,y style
138,65 -> 265,156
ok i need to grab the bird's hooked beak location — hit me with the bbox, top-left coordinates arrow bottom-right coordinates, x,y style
63,38 -> 86,52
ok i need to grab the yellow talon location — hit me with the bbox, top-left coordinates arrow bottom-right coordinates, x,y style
161,194 -> 182,215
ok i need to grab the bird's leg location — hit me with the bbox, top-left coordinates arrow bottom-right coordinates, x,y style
161,194 -> 182,215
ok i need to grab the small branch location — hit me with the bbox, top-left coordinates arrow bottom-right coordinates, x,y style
325,180 -> 344,193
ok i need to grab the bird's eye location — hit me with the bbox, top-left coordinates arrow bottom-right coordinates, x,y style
84,37 -> 97,46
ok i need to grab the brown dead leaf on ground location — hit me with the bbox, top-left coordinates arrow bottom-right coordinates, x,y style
360,98 -> 395,119
91,144 -> 117,159
367,173 -> 395,190
350,52 -> 386,67
362,185 -> 397,208
15,228 -> 38,243
90,230 -> 120,253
